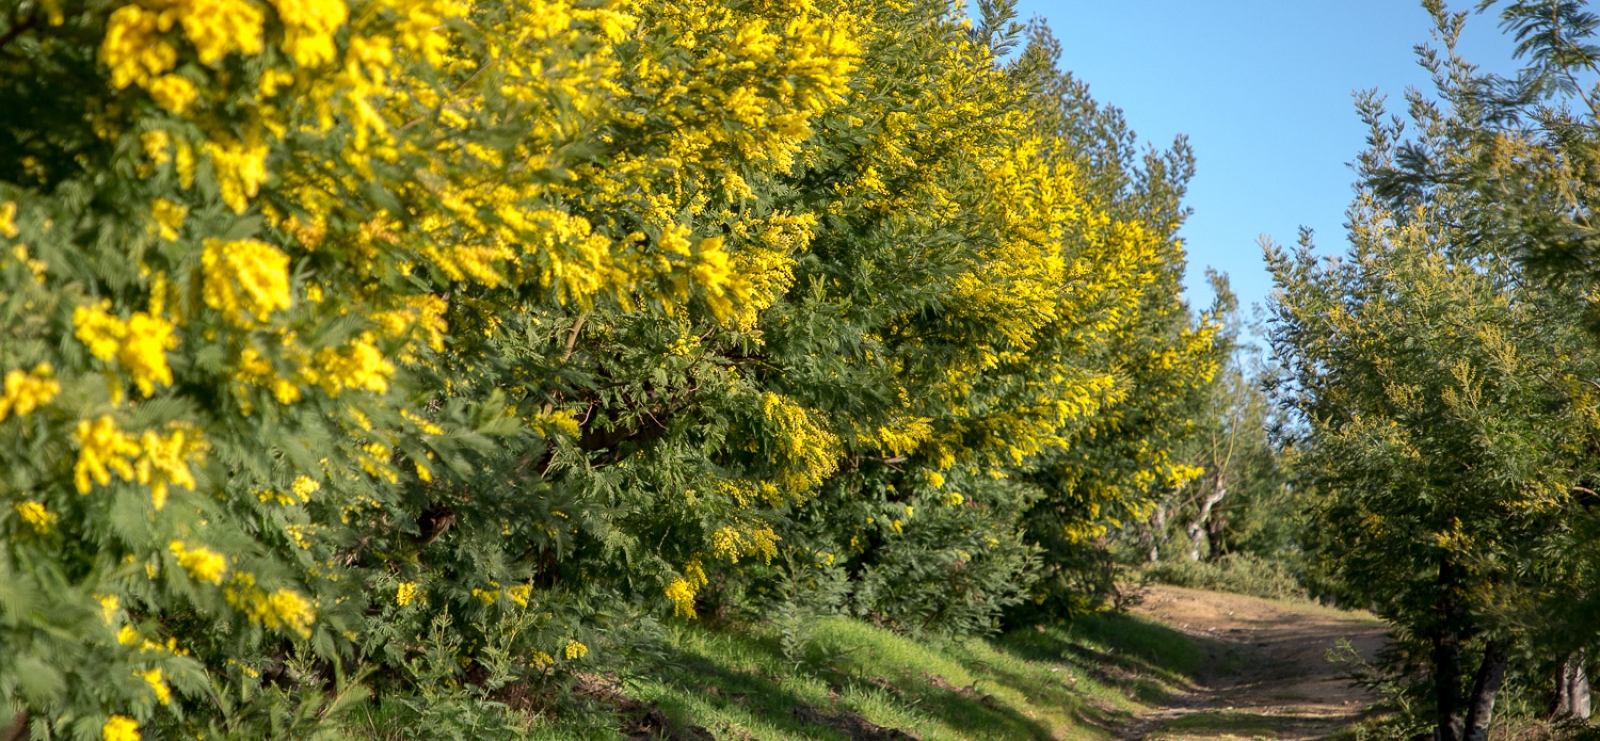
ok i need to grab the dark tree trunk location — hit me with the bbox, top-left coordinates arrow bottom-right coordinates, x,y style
1463,640 -> 1509,741
2,711 -> 27,741
1205,511 -> 1230,562
1434,556 -> 1466,741
1436,630 -> 1465,741
1556,651 -> 1592,720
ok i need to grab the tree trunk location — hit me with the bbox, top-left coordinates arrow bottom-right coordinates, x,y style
1436,631 -> 1465,741
1556,651 -> 1592,720
1463,640 -> 1509,741
1185,483 -> 1228,562
1205,511 -> 1230,562
1435,556 -> 1466,741
1148,504 -> 1169,563
2,711 -> 28,741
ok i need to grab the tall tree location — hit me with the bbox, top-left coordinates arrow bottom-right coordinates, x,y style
1271,4 -> 1600,737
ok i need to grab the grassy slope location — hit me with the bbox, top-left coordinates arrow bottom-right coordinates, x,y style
519,611 -> 1202,741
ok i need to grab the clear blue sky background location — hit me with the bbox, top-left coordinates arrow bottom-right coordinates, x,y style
1015,1 -> 1523,340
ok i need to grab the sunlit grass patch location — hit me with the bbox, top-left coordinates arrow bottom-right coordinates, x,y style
609,613 -> 1205,741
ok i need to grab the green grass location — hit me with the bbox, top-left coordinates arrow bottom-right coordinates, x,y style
504,610 -> 1202,741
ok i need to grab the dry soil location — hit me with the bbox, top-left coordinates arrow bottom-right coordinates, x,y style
1121,585 -> 1390,741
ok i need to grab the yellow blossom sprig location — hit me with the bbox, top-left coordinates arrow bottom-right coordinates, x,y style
665,578 -> 697,617
14,501 -> 58,533
0,364 -> 59,422
169,540 -> 227,585
223,572 -> 315,638
135,427 -> 202,510
564,639 -> 587,660
102,715 -> 140,741
73,416 -> 140,494
0,201 -> 17,238
138,667 -> 171,705
73,302 -> 178,398
201,239 -> 291,326
73,416 -> 203,508
305,334 -> 394,397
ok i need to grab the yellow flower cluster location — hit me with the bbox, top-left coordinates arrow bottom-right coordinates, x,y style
102,715 -> 140,741
0,363 -> 59,422
356,441 -> 397,483
6,244 -> 48,281
73,416 -> 140,494
269,0 -> 348,66
469,581 -> 530,607
99,594 -> 121,624
100,6 -> 178,90
141,130 -> 171,165
0,201 -> 17,238
716,479 -> 783,508
203,136 -> 271,213
291,475 -> 320,499
138,667 -> 171,705
120,313 -> 179,397
710,523 -> 779,564
564,639 -> 587,659
224,573 -> 315,638
665,578 -> 697,617
73,302 -> 178,397
666,562 -> 711,617
169,540 -> 228,585
395,580 -> 419,606
100,0 -> 264,114
872,415 -> 934,459
308,334 -> 394,396
201,239 -> 291,326
135,427 -> 201,510
760,393 -> 840,495
151,198 -> 188,240
146,73 -> 198,113
174,0 -> 266,64
72,416 -> 203,507
234,347 -> 301,406
530,407 -> 582,439
374,295 -> 450,362
14,501 -> 57,534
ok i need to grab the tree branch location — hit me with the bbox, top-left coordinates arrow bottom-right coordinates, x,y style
0,12 -> 40,54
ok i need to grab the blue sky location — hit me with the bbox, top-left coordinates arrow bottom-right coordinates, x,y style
1014,1 -> 1523,339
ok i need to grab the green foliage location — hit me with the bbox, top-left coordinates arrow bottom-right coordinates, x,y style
0,0 -> 1215,735
1268,4 -> 1600,739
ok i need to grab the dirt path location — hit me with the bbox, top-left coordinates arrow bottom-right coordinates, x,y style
1120,585 -> 1389,741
